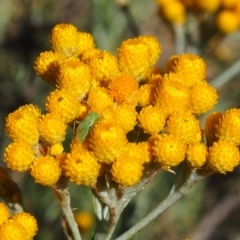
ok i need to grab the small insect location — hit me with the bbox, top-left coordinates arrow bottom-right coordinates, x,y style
75,112 -> 100,143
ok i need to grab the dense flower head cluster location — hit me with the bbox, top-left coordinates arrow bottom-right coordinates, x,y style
156,0 -> 240,34
3,22 -> 240,190
0,202 -> 38,240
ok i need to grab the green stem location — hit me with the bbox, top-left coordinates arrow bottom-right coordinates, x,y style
52,177 -> 82,240
115,167 -> 212,240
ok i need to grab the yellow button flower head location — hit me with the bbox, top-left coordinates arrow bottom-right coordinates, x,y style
0,203 -> 10,225
196,0 -> 220,12
74,211 -> 94,233
34,51 -> 63,86
216,10 -> 240,34
138,141 -> 153,163
166,54 -> 207,87
77,31 -> 95,55
87,50 -> 120,84
48,143 -> 64,156
117,37 -> 152,81
186,143 -> 208,168
139,105 -> 166,135
147,67 -> 163,85
114,104 -> 137,133
4,141 -> 35,172
216,108 -> 240,145
81,48 -> 102,63
50,23 -> 82,57
108,74 -> 139,105
31,155 -> 61,186
154,80 -> 190,117
208,140 -> 240,174
153,134 -> 186,169
119,142 -> 146,164
190,81 -> 218,115
137,84 -> 155,107
166,111 -> 202,145
111,155 -> 143,186
160,0 -> 186,24
5,104 -> 40,146
57,58 -> 92,100
12,212 -> 38,240
102,104 -> 137,133
45,89 -> 80,124
63,148 -> 100,186
221,0 -> 238,8
87,86 -> 114,113
137,35 -> 162,67
0,219 -> 27,240
204,112 -> 222,145
39,113 -> 67,143
90,122 -> 127,164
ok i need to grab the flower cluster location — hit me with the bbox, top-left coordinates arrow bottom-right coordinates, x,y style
156,0 -> 240,34
0,202 -> 38,240
3,23 -> 240,190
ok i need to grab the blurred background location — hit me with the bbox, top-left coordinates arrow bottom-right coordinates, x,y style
1,0 -> 240,239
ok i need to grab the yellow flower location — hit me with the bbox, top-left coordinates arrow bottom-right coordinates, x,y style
114,104 -> 137,133
153,134 -> 186,169
108,74 -> 139,105
154,80 -> 190,117
216,10 -> 240,34
74,211 -> 94,233
48,143 -> 64,156
12,212 -> 38,240
146,67 -> 163,85
90,122 -> 127,164
204,112 -> 222,145
39,113 -> 67,143
101,104 -> 137,133
0,203 -> 10,225
139,105 -> 166,135
166,54 -> 206,87
4,141 -> 35,172
221,0 -> 239,8
216,108 -> 240,145
56,58 -> 92,100
77,31 -> 95,55
137,84 -> 155,107
196,0 -> 220,12
87,86 -> 114,113
137,35 -> 162,67
208,140 -> 240,174
138,141 -> 154,163
81,48 -> 102,63
34,51 -> 63,86
186,143 -> 208,168
111,156 -> 143,186
50,23 -> 92,57
63,148 -> 100,186
119,142 -> 146,164
87,50 -> 120,84
190,81 -> 218,115
45,89 -> 81,124
117,37 -> 152,81
166,111 -> 202,145
0,219 -> 27,240
31,155 -> 61,186
5,104 -> 40,146
160,0 -> 186,24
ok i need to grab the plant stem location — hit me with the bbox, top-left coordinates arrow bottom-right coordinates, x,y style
210,58 -> 240,89
52,177 -> 82,240
115,167 -> 211,240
